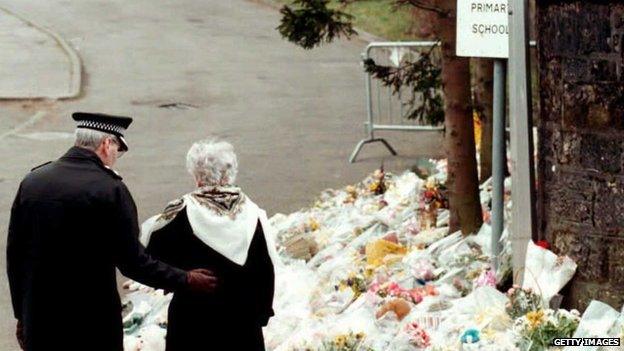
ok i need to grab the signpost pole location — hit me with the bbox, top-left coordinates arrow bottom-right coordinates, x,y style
508,0 -> 537,285
491,58 -> 506,271
456,0 -> 532,276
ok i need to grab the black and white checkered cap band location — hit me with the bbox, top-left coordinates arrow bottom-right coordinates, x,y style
76,120 -> 125,135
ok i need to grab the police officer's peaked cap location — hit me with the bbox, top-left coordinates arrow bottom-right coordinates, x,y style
72,112 -> 133,152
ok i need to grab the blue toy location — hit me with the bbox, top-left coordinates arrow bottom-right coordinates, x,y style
460,328 -> 480,344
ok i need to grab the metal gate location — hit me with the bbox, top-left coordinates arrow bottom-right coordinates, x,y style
349,41 -> 444,163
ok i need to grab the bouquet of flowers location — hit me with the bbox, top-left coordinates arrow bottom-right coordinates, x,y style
405,322 -> 431,348
417,177 -> 447,230
337,271 -> 370,299
369,281 -> 436,304
370,281 -> 410,300
411,259 -> 436,282
343,185 -> 359,204
419,177 -> 448,210
367,168 -> 387,196
475,266 -> 497,288
513,309 -> 580,351
320,332 -> 373,351
452,277 -> 471,297
409,285 -> 438,304
505,286 -> 543,319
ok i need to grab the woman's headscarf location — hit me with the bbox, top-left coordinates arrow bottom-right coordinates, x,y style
140,185 -> 279,266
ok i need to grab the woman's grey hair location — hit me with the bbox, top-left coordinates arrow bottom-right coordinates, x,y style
74,128 -> 115,151
186,139 -> 238,186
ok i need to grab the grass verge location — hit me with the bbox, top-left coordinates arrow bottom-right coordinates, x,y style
270,0 -> 415,41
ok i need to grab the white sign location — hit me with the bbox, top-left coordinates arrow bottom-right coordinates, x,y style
456,0 -> 509,58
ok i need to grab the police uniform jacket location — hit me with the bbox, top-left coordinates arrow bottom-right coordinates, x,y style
7,146 -> 188,351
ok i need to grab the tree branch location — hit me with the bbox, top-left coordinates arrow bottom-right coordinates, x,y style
277,0 -> 357,49
363,45 -> 444,125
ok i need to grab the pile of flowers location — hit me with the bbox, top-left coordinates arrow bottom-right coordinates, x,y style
119,163 -> 607,351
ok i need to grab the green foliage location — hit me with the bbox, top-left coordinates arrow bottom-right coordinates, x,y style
363,47 -> 444,125
272,0 -> 415,41
277,0 -> 445,126
515,309 -> 580,351
277,0 -> 357,49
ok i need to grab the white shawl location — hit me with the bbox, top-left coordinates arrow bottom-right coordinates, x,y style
140,187 -> 280,267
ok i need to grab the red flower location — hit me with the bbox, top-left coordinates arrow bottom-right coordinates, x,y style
535,240 -> 550,250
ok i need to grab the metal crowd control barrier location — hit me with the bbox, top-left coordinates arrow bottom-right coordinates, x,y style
349,41 -> 443,163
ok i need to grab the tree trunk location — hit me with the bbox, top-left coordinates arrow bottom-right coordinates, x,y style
411,7 -> 436,39
473,58 -> 494,182
435,0 -> 483,235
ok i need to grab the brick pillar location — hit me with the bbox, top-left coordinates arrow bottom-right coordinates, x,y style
537,0 -> 624,310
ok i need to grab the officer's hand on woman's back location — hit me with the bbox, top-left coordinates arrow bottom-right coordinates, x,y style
186,268 -> 219,293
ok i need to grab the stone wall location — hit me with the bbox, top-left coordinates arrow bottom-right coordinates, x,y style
537,0 -> 624,310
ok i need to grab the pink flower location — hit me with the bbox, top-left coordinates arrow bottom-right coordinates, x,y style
409,290 -> 424,304
424,284 -> 438,296
387,282 -> 403,295
405,322 -> 431,348
368,282 -> 382,294
475,268 -> 497,288
483,210 -> 491,224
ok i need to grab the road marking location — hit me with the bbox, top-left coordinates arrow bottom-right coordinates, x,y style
0,111 -> 47,140
0,6 -> 82,99
14,131 -> 74,140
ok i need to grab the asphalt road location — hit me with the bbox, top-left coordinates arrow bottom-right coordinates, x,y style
0,1 -> 444,349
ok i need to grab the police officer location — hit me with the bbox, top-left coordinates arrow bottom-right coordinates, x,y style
7,112 -> 218,351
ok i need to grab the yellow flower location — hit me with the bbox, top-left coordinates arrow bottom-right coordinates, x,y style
481,328 -> 496,340
345,185 -> 358,196
425,177 -> 436,189
475,309 -> 488,326
526,310 -> 545,330
334,334 -> 347,347
308,218 -> 320,231
474,111 -> 482,151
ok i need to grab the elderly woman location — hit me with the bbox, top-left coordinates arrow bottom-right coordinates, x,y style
140,139 -> 277,351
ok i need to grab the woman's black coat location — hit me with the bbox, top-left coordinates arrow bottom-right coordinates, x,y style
146,208 -> 275,351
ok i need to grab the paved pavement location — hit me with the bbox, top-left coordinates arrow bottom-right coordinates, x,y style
0,7 -> 79,98
0,1 -> 444,349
